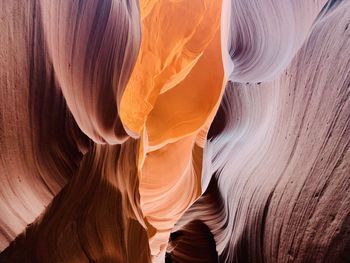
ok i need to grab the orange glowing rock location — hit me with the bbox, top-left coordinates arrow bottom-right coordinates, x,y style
120,0 -> 225,260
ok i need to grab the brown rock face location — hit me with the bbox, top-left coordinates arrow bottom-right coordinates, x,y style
1,0 -> 349,263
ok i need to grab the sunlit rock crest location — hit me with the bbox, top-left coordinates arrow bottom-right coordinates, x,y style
0,0 -> 349,262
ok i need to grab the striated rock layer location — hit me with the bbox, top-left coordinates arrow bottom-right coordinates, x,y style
1,0 -> 350,262
170,1 -> 350,262
123,1 -> 225,260
0,0 -> 147,260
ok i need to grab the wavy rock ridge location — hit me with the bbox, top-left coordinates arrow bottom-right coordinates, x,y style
1,0 -> 349,262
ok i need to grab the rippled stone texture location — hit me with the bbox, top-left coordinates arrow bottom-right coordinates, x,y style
1,0 -> 350,263
171,1 -> 350,262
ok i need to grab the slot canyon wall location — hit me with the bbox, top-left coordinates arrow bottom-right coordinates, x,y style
0,0 -> 349,262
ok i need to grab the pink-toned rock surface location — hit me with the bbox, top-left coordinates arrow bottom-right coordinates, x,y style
0,0 -> 349,262
171,2 -> 350,262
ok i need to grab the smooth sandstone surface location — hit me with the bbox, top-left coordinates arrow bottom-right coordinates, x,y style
0,0 -> 349,262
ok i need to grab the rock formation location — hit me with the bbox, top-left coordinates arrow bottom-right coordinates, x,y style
1,0 -> 349,262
